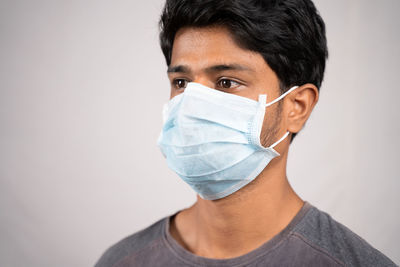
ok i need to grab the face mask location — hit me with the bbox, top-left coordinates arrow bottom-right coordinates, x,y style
157,82 -> 298,200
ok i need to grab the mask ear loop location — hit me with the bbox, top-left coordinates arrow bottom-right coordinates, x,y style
264,86 -> 298,149
265,86 -> 299,107
270,131 -> 290,149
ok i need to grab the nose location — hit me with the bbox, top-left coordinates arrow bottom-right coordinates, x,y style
170,77 -> 215,99
191,77 -> 214,89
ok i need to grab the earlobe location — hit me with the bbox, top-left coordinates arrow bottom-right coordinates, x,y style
286,83 -> 319,134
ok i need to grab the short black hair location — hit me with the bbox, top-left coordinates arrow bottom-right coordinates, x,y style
159,0 -> 328,92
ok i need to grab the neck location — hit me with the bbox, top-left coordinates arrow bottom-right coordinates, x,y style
170,152 -> 304,259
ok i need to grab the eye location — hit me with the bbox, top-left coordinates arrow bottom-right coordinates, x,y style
217,79 -> 241,90
172,79 -> 188,90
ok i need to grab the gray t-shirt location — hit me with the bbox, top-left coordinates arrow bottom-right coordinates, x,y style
95,203 -> 396,267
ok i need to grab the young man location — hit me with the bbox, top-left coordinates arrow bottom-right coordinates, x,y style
96,0 -> 396,266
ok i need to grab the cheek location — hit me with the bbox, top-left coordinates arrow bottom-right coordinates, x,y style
229,84 -> 263,101
235,90 -> 259,101
170,89 -> 184,99
259,105 -> 283,147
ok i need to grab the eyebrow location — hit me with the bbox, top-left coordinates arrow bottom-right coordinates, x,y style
167,65 -> 190,73
167,64 -> 254,74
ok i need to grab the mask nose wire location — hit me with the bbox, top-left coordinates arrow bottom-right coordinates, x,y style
264,86 -> 299,107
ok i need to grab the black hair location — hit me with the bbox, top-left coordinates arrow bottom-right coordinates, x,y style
159,0 -> 328,140
159,0 -> 328,91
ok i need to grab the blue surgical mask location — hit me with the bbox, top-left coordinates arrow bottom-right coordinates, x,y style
157,82 -> 298,200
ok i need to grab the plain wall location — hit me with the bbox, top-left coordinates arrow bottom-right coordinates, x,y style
0,0 -> 399,266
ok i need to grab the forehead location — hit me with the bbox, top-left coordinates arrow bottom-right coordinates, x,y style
170,26 -> 267,70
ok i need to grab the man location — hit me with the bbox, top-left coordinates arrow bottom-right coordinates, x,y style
96,0 -> 396,266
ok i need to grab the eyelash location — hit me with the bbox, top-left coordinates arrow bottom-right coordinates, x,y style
172,79 -> 189,90
172,78 -> 242,90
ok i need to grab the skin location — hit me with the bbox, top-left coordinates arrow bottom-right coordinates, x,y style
166,25 -> 319,259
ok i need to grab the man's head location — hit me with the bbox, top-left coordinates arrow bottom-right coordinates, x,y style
159,0 -> 327,144
160,0 -> 328,91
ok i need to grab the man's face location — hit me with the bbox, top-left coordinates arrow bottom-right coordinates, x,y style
167,26 -> 285,147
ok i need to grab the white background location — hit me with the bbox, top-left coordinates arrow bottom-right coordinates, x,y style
0,0 -> 399,266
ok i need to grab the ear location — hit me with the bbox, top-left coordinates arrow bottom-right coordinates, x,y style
285,83 -> 319,134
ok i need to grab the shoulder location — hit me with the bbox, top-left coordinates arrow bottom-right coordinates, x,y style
292,204 -> 396,267
95,216 -> 168,267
